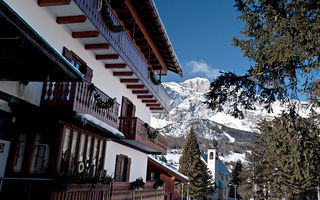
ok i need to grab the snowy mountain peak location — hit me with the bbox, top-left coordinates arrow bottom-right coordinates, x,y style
152,77 -> 314,133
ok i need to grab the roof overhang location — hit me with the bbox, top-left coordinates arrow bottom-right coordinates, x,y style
0,1 -> 83,82
148,156 -> 188,182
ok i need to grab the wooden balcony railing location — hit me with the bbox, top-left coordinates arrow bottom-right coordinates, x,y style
119,117 -> 167,154
111,181 -> 164,200
41,81 -> 119,128
0,178 -> 163,200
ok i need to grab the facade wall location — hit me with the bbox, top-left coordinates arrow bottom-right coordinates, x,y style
2,0 -> 152,123
0,81 -> 43,106
105,141 -> 148,182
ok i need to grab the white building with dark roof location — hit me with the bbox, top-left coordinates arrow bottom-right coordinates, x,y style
201,144 -> 230,200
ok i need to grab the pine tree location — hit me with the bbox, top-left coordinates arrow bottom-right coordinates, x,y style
239,113 -> 320,199
205,0 -> 320,117
178,127 -> 211,199
229,161 -> 243,199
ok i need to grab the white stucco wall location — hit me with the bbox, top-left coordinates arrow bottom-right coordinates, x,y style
105,140 -> 148,182
0,81 -> 43,106
2,0 -> 152,123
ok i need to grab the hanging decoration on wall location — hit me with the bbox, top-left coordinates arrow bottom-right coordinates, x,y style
144,123 -> 159,139
98,0 -> 124,32
89,83 -> 116,109
148,68 -> 161,85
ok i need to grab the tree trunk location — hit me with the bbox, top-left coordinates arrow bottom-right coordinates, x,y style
317,186 -> 320,200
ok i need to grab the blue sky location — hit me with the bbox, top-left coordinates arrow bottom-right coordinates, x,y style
154,0 -> 251,82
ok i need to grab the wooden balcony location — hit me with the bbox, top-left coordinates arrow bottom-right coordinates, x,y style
41,81 -> 119,128
0,178 -> 164,200
119,117 -> 167,154
111,181 -> 164,200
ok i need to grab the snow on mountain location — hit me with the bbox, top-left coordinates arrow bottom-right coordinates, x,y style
152,77 -> 313,133
152,77 -> 315,163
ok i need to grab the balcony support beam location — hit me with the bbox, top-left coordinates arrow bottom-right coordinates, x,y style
106,64 -> 127,69
146,104 -> 161,107
72,31 -> 99,38
85,43 -> 110,50
38,0 -> 71,6
120,78 -> 139,83
132,90 -> 149,94
137,95 -> 153,99
113,71 -> 134,76
96,54 -> 119,60
142,100 -> 157,103
127,85 -> 144,89
56,15 -> 86,24
150,107 -> 163,110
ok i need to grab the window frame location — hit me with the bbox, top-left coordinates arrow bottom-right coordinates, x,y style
114,154 -> 131,182
58,124 -> 106,174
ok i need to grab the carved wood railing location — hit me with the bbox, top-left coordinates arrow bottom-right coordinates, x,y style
111,181 -> 164,200
119,117 -> 167,154
41,81 -> 119,128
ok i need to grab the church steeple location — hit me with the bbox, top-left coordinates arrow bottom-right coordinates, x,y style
207,139 -> 218,181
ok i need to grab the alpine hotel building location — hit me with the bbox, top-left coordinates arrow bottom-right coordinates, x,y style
0,0 -> 188,199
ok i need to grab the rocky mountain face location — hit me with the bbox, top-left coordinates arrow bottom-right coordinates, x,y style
151,77 -> 313,162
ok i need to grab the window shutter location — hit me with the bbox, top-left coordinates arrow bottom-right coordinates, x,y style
126,157 -> 131,182
115,155 -> 121,182
120,96 -> 128,117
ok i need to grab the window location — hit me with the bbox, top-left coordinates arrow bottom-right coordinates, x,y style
63,47 -> 92,82
150,172 -> 156,181
209,152 -> 214,160
12,134 -> 26,172
12,131 -> 52,174
115,154 -> 131,182
30,133 -> 50,173
59,126 -> 106,174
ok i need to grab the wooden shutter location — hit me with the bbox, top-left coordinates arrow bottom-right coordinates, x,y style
114,155 -> 122,182
120,96 -> 128,117
121,97 -> 136,117
126,157 -> 131,182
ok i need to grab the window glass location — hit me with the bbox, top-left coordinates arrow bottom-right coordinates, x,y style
30,133 -> 50,173
86,136 -> 92,164
13,134 -> 26,172
98,140 -> 104,170
120,157 -> 126,182
92,138 -> 98,166
78,134 -> 86,162
69,131 -> 79,171
60,128 -> 71,173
